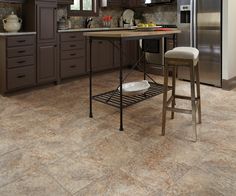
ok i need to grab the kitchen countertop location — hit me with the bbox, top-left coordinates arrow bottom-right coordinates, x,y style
83,29 -> 181,39
0,32 -> 37,36
58,27 -> 136,33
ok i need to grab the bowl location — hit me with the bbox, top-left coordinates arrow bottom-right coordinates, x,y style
118,80 -> 150,96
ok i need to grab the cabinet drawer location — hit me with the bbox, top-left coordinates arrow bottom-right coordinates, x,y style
61,41 -> 85,51
7,46 -> 35,58
61,49 -> 85,59
61,58 -> 86,78
60,33 -> 84,42
7,36 -> 35,47
7,56 -> 34,68
7,66 -> 36,90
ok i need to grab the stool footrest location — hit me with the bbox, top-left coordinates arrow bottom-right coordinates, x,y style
166,107 -> 192,114
175,95 -> 200,101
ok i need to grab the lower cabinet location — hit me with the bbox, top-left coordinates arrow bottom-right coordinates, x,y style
0,35 -> 36,94
37,43 -> 57,84
114,40 -> 139,68
90,40 -> 114,72
7,66 -> 36,90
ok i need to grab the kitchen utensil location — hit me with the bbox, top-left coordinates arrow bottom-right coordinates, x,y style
118,80 -> 150,96
2,12 -> 22,32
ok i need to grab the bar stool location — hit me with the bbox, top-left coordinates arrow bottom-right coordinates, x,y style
162,47 -> 202,142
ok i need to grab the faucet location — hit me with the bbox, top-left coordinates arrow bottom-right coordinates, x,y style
85,17 -> 93,28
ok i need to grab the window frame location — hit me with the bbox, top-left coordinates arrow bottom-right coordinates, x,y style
68,0 -> 99,17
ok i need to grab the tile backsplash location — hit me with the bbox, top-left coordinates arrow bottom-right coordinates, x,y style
0,2 -> 177,32
58,3 -> 177,29
0,3 -> 22,32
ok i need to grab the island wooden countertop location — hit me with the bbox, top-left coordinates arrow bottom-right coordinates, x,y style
83,29 -> 181,39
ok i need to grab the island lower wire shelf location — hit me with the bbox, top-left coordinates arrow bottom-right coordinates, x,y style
92,82 -> 171,109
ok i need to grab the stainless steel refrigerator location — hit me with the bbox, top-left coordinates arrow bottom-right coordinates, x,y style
177,0 -> 222,87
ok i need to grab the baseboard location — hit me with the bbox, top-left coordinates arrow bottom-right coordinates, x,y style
222,76 -> 236,90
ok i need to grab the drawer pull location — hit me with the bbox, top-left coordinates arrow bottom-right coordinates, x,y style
17,74 -> 26,78
70,65 -> 77,68
17,40 -> 26,43
98,41 -> 103,44
17,60 -> 26,64
70,45 -> 76,47
70,53 -> 76,56
18,50 -> 26,53
70,36 -> 76,38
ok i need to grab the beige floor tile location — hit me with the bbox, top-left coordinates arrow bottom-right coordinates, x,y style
0,169 -> 71,196
74,169 -> 159,196
43,155 -> 109,194
165,167 -> 236,196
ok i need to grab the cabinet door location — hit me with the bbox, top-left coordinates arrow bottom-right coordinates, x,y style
107,0 -> 121,6
37,2 -> 57,43
114,40 -> 138,67
88,40 -> 113,72
37,43 -> 57,83
122,0 -> 145,7
57,0 -> 73,4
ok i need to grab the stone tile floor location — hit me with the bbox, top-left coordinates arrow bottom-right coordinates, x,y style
0,70 -> 236,195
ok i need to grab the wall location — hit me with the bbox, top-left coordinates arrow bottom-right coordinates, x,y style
0,3 -> 22,32
222,0 -> 236,80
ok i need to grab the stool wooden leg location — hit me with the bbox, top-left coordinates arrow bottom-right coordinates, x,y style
162,65 -> 169,136
190,65 -> 197,142
195,63 -> 202,124
171,66 -> 176,119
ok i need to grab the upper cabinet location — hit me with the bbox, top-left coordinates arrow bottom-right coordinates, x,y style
57,0 -> 73,4
122,0 -> 145,8
0,0 -> 25,3
36,1 -> 57,43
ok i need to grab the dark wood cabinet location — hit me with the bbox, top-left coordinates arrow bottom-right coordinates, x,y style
90,40 -> 114,72
0,0 -> 25,3
37,43 -> 57,83
60,32 -> 86,79
23,0 -> 58,85
106,0 -> 122,7
37,2 -> 57,43
122,0 -> 145,8
57,0 -> 73,4
114,40 -> 139,68
0,35 -> 36,94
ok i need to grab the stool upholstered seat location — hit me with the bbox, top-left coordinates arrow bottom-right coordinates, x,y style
162,47 -> 202,142
165,47 -> 199,65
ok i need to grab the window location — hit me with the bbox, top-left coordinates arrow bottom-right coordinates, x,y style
69,0 -> 98,16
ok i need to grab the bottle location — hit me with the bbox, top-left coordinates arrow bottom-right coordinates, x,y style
119,16 -> 123,27
67,17 -> 72,29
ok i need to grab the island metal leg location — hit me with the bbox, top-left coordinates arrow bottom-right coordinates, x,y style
89,37 -> 93,118
120,38 -> 124,131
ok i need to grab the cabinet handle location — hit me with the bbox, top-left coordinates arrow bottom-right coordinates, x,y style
98,41 -> 103,44
17,40 -> 26,43
70,65 -> 77,68
70,45 -> 76,48
70,36 -> 76,38
18,50 -> 26,53
17,60 -> 26,64
70,53 -> 76,56
17,74 -> 26,78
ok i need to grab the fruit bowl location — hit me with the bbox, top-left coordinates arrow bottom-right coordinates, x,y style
118,80 -> 150,96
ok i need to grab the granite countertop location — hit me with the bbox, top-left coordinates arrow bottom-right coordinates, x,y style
0,32 -> 37,36
58,27 -> 136,33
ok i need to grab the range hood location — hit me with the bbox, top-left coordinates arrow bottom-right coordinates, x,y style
145,0 -> 173,4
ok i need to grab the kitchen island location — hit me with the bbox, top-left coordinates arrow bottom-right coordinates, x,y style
84,29 -> 181,131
